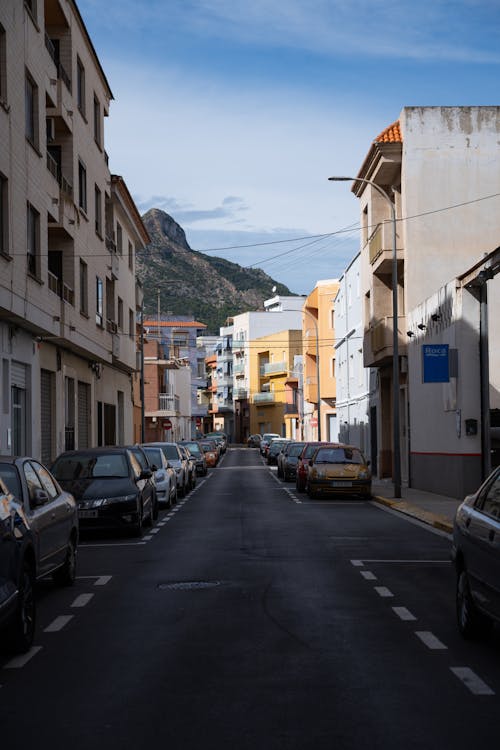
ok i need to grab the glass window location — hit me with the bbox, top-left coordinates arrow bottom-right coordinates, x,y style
130,448 -> 147,470
143,448 -> 163,468
0,23 -> 7,103
25,72 -> 37,146
23,461 -> 44,506
77,57 -> 85,116
128,451 -> 142,478
32,461 -> 58,499
94,185 -> 102,235
78,160 -> 87,212
0,172 -> 8,255
0,464 -> 22,501
27,203 -> 39,277
79,260 -> 88,315
160,445 -> 180,461
479,470 -> 500,520
96,276 -> 103,326
93,95 -> 101,145
314,447 -> 364,464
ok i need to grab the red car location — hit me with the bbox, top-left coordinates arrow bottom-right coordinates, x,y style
295,442 -> 331,492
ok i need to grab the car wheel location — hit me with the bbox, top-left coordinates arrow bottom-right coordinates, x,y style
53,536 -> 77,587
179,482 -> 185,498
144,497 -> 153,528
456,568 -> 492,639
152,493 -> 159,521
171,486 -> 178,506
9,561 -> 36,654
192,474 -> 197,489
306,484 -> 317,499
132,503 -> 144,537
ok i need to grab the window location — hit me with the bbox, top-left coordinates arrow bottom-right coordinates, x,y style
27,203 -> 40,277
128,240 -> 133,271
95,276 -> 103,326
93,95 -> 101,146
94,184 -> 102,235
117,297 -> 123,330
78,160 -> 87,212
79,260 -> 88,315
129,309 -> 134,340
0,23 -> 6,104
116,222 -> 122,254
77,57 -> 85,116
25,72 -> 38,147
0,173 -> 8,256
479,469 -> 500,520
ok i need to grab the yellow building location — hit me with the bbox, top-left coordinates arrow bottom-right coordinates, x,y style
303,279 -> 340,441
250,330 -> 302,438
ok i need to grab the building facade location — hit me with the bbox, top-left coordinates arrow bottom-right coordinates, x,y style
0,0 -> 147,461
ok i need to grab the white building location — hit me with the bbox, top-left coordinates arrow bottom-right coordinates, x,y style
334,253 -> 371,457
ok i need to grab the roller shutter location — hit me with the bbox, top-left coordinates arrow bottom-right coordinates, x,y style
40,370 -> 54,464
78,381 -> 90,448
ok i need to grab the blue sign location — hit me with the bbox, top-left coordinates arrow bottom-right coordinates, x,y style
422,344 -> 449,383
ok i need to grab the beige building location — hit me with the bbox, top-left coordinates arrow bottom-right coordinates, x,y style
0,0 -> 148,461
302,279 -> 339,442
352,106 -> 500,493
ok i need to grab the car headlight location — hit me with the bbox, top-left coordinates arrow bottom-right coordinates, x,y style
101,494 -> 137,506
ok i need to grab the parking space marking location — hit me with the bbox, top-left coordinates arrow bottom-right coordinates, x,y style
143,535 -> 153,541
361,571 -> 377,581
94,575 -> 112,586
71,593 -> 94,608
415,631 -> 447,650
350,559 -> 364,567
392,606 -> 417,621
150,528 -> 161,534
80,541 -> 147,547
3,646 -> 43,669
374,586 -> 394,598
450,667 -> 495,696
44,615 -> 74,632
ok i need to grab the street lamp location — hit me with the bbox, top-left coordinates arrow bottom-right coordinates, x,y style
328,175 -> 401,498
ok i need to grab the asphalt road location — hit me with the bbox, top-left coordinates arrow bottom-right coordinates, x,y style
1,448 -> 499,749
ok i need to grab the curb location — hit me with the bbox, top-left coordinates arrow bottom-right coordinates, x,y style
373,494 -> 453,534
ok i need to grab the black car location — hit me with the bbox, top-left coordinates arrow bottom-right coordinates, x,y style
452,465 -> 500,638
267,439 -> 291,466
178,441 -> 207,477
0,476 -> 36,653
128,445 -> 159,521
51,447 -> 154,537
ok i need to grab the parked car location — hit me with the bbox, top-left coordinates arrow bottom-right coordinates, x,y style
128,445 -> 159,520
452,465 -> 500,639
140,445 -> 177,507
178,441 -> 207,476
305,444 -> 372,499
204,432 -> 227,453
199,439 -> 219,468
0,456 -> 78,586
267,439 -> 291,466
295,442 -> 330,492
278,442 -> 306,481
178,445 -> 197,490
144,442 -> 189,497
247,434 -> 262,448
0,476 -> 36,653
51,447 -> 154,536
260,433 -> 280,458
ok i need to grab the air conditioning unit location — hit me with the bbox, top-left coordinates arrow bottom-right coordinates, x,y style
46,117 -> 56,142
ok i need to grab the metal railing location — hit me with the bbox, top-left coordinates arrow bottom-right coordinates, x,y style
253,392 -> 275,404
260,361 -> 287,376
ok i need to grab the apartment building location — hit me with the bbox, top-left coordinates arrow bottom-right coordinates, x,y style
333,254 -> 371,459
302,279 -> 339,442
0,0 -> 147,461
353,106 -> 500,493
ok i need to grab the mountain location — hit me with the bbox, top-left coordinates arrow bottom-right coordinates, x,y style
137,209 -> 294,333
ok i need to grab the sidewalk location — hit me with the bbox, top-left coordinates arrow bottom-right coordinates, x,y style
371,479 -> 462,534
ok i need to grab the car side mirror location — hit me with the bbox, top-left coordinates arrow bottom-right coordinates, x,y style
32,488 -> 49,507
367,460 -> 371,467
151,464 -> 158,472
140,468 -> 153,480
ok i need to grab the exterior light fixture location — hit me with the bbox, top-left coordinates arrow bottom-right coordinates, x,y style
417,323 -> 427,330
407,331 -> 414,337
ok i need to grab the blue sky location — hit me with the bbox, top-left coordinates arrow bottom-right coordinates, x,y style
78,0 -> 500,293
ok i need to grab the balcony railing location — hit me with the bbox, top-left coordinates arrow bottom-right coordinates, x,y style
159,393 -> 180,412
260,361 -> 287,376
284,403 -> 299,415
62,283 -> 74,306
234,388 -> 248,400
253,392 -> 275,404
234,362 -> 245,374
48,270 -> 60,296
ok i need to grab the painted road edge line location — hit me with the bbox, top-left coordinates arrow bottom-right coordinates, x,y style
3,646 -> 43,669
374,586 -> 394,598
415,631 -> 447,650
44,615 -> 74,633
450,667 -> 495,695
392,606 -> 417,621
71,593 -> 94,608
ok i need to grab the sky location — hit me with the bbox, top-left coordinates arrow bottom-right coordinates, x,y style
78,0 -> 500,294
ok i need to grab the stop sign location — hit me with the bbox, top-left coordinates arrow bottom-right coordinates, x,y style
163,419 -> 172,430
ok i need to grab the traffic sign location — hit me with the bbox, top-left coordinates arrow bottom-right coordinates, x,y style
163,419 -> 172,430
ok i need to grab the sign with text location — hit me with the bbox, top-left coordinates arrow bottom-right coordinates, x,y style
422,344 -> 449,383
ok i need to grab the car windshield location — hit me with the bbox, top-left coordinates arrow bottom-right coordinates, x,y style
304,444 -> 319,459
184,443 -> 201,456
313,447 -> 364,465
52,453 -> 129,479
130,448 -> 147,469
0,464 -> 22,499
143,448 -> 163,468
158,445 -> 179,460
288,444 -> 305,457
200,442 -> 215,452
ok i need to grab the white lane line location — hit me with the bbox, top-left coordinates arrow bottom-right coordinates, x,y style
415,631 -> 447,650
3,646 -> 43,669
80,542 -> 147,547
71,593 -> 94,608
450,667 -> 495,695
351,560 -> 364,567
94,575 -> 112,586
392,606 -> 417,621
150,528 -> 161,534
143,535 -> 153,541
359,559 -> 450,564
361,571 -> 377,581
44,615 -> 74,632
374,586 -> 394,598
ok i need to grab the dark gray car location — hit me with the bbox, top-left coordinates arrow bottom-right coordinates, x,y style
452,465 -> 500,638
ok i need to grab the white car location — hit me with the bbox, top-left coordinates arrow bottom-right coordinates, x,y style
144,442 -> 189,497
141,445 -> 177,507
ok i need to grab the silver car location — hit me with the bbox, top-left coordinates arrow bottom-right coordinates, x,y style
144,442 -> 189,497
0,456 -> 78,586
452,465 -> 500,638
141,445 -> 177,507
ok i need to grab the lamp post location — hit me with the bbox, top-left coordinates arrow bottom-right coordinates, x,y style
328,175 -> 401,498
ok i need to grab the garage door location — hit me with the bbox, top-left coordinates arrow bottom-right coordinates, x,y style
40,369 -> 54,464
78,381 -> 90,448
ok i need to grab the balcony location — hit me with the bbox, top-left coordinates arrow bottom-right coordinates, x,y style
232,340 -> 245,354
260,361 -> 287,376
234,388 -> 248,400
284,403 -> 299,416
368,222 -> 404,277
253,392 -> 275,405
364,316 -> 407,367
158,393 -> 180,414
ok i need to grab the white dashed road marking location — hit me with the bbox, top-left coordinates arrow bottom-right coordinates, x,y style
351,560 -> 364,567
71,593 -> 94,608
3,647 -> 43,669
94,575 -> 112,586
361,571 -> 377,580
44,615 -> 74,633
415,631 -> 447,650
392,606 -> 417,621
450,667 -> 495,695
374,586 -> 394,598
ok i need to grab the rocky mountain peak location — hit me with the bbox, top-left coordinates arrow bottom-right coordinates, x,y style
142,208 -> 191,251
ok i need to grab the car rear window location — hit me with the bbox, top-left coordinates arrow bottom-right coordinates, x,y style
52,453 -> 129,479
314,447 -> 364,464
0,464 -> 22,500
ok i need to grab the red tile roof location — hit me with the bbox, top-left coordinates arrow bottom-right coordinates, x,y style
375,120 -> 402,143
144,320 -> 207,328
